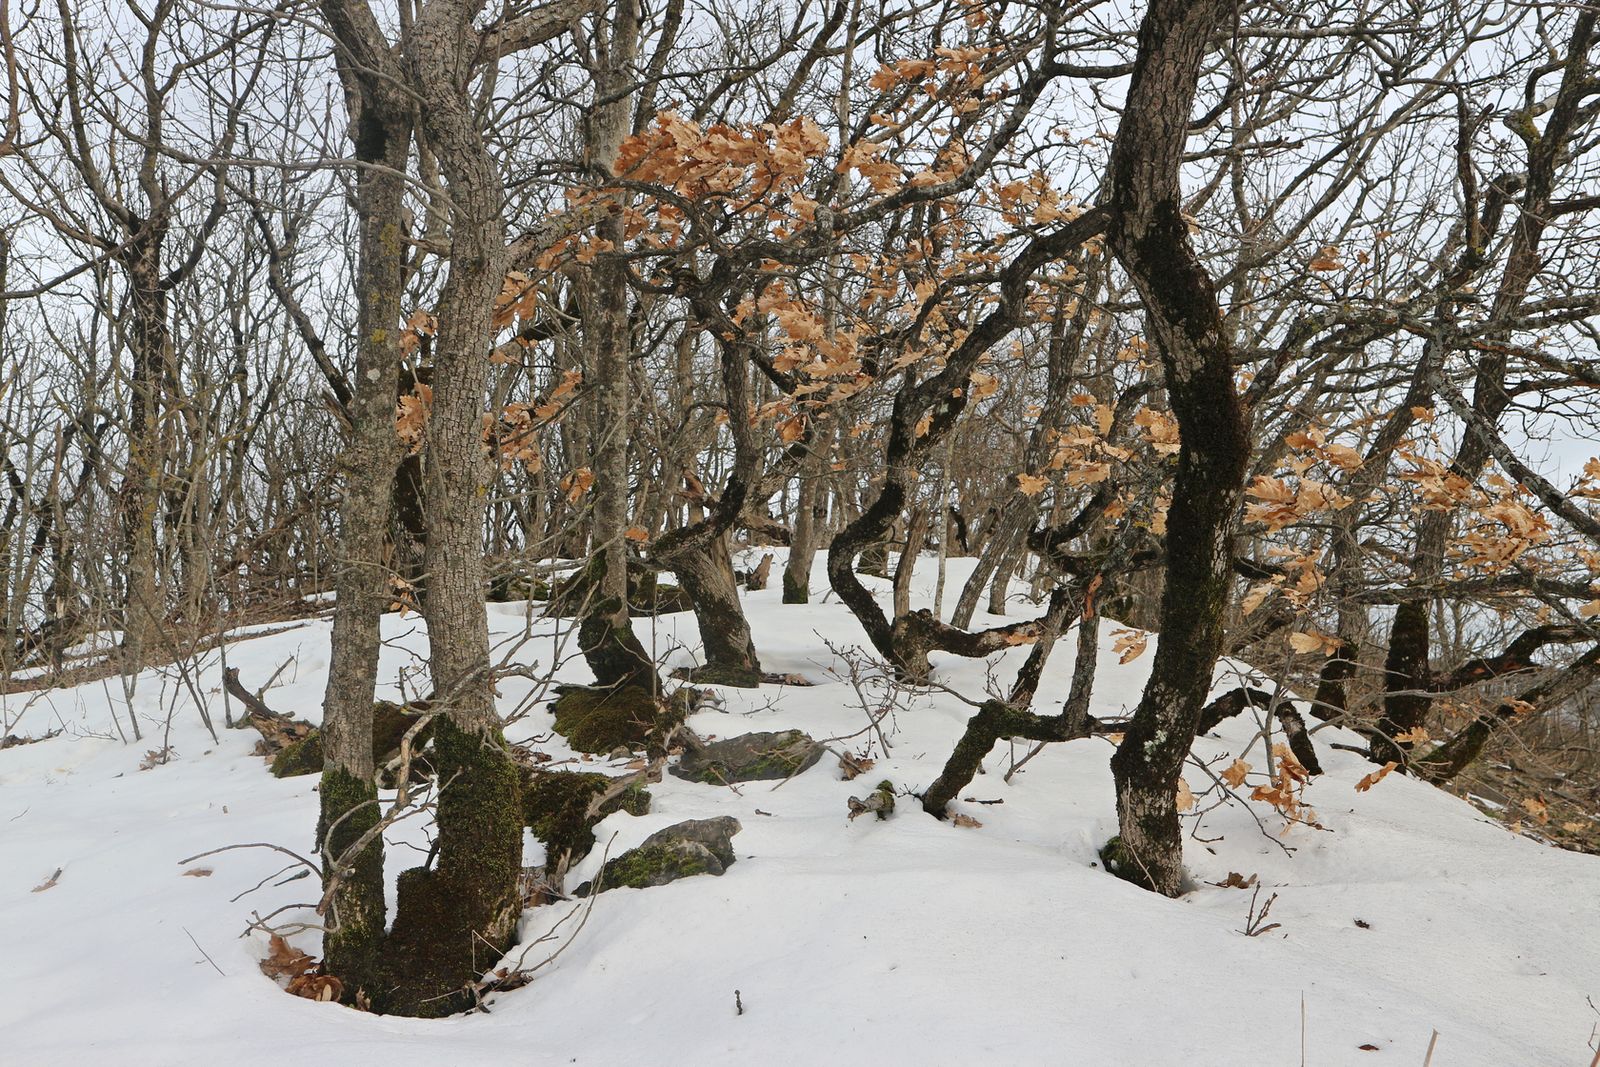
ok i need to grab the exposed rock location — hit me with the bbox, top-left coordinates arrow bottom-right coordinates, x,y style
641,816 -> 741,867
671,729 -> 824,785
576,816 -> 742,895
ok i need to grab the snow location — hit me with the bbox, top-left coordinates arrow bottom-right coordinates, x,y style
2,553 -> 1597,1066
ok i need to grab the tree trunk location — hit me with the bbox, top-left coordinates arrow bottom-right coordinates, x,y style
312,1 -> 414,1002
577,0 -> 650,691
1103,0 -> 1250,897
782,421 -> 829,603
674,534 -> 761,686
379,2 -> 526,1015
120,257 -> 166,668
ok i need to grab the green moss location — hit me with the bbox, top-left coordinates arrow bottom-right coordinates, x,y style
1098,835 -> 1156,890
682,745 -> 813,785
551,684 -> 676,754
270,732 -> 323,777
520,768 -> 651,865
379,718 -> 523,1018
317,766 -> 385,1003
594,841 -> 716,890
684,663 -> 762,688
781,569 -> 808,604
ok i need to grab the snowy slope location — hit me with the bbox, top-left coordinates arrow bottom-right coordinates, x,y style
2,554 -> 1596,1066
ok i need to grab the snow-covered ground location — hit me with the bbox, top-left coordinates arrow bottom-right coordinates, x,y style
2,554 -> 1596,1066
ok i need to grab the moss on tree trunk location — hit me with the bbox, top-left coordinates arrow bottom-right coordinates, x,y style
379,718 -> 524,1017
318,767 -> 386,1004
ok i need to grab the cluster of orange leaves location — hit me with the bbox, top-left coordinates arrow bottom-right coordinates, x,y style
1249,745 -> 1322,830
619,112 -> 826,196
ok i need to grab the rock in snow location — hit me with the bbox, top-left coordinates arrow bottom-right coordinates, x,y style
670,729 -> 825,784
576,817 -> 743,895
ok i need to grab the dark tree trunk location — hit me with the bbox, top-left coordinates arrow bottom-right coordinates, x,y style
1103,0 -> 1250,897
673,534 -> 762,686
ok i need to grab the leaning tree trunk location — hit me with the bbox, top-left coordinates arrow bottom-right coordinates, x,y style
668,531 -> 762,685
313,0 -> 414,1004
650,289 -> 766,685
1102,0 -> 1251,897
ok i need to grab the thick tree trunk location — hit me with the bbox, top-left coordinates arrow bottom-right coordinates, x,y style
1103,0 -> 1250,897
378,1 -> 528,1015
673,535 -> 762,685
313,2 -> 413,1002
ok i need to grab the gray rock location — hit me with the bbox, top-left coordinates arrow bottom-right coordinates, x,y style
670,729 -> 824,784
641,816 -> 742,868
576,816 -> 742,896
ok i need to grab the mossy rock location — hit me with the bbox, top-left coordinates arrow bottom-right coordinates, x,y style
270,731 -> 324,777
575,816 -> 741,896
269,701 -> 432,781
550,684 -> 681,754
670,729 -> 825,785
1099,835 -> 1155,889
520,767 -> 651,865
578,841 -> 721,895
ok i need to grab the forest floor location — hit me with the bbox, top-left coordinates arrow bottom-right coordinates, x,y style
2,553 -> 1598,1066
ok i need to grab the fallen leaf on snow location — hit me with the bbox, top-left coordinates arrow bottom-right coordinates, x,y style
286,973 -> 343,1002
260,934 -> 315,981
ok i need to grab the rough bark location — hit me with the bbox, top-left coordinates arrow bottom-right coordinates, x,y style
1103,0 -> 1249,897
577,0 -> 647,688
314,0 -> 413,1001
781,419 -> 829,603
